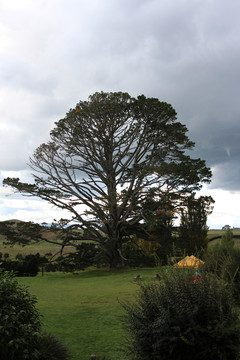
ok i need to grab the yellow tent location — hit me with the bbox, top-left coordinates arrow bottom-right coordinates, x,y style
174,255 -> 204,268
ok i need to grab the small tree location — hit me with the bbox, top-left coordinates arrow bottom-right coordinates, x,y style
221,228 -> 234,248
178,195 -> 214,254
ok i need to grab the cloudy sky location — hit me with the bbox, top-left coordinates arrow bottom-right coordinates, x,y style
0,0 -> 240,229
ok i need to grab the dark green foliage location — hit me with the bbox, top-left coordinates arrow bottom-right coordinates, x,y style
178,195 -> 214,254
18,253 -> 41,275
54,243 -> 101,272
36,331 -> 71,360
0,270 -> 41,360
0,253 -> 45,276
132,194 -> 176,262
122,238 -> 157,267
204,241 -> 240,302
229,247 -> 240,301
221,228 -> 234,248
44,262 -> 57,272
122,269 -> 240,360
0,271 -> 72,359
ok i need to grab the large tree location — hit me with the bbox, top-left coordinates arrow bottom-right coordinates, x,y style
3,92 -> 212,267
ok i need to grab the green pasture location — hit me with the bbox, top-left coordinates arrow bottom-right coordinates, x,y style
208,228 -> 240,238
208,229 -> 240,247
18,268 -> 161,360
0,239 -> 74,258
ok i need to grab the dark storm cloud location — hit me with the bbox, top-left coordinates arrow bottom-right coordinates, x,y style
0,0 -> 240,191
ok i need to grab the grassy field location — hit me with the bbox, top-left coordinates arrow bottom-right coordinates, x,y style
0,237 -> 76,259
207,228 -> 240,238
0,223 -> 85,259
207,229 -> 240,247
18,268 -> 161,360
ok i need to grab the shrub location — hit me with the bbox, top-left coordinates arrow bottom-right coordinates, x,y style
36,331 -> 71,360
0,270 -> 41,360
204,243 -> 240,302
122,268 -> 240,360
0,254 -> 41,276
1,253 -> 50,276
221,228 -> 234,248
45,262 -> 57,272
122,237 -> 157,267
0,270 -> 72,360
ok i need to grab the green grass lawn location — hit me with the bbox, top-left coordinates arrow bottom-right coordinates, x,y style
18,268 -> 161,360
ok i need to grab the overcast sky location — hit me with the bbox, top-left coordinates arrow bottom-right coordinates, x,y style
0,0 -> 240,229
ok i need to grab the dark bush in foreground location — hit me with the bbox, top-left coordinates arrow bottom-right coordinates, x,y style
36,331 -> 71,360
0,270 -> 41,360
122,269 -> 240,360
0,270 -> 71,360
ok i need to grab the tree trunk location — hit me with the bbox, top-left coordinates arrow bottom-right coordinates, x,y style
108,242 -> 125,268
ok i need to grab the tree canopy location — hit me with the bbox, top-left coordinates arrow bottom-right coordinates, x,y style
3,92 -> 212,267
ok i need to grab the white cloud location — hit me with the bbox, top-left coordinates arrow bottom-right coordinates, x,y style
0,193 -> 71,223
199,186 -> 240,229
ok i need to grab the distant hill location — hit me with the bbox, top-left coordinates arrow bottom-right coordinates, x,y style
2,219 -> 24,223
